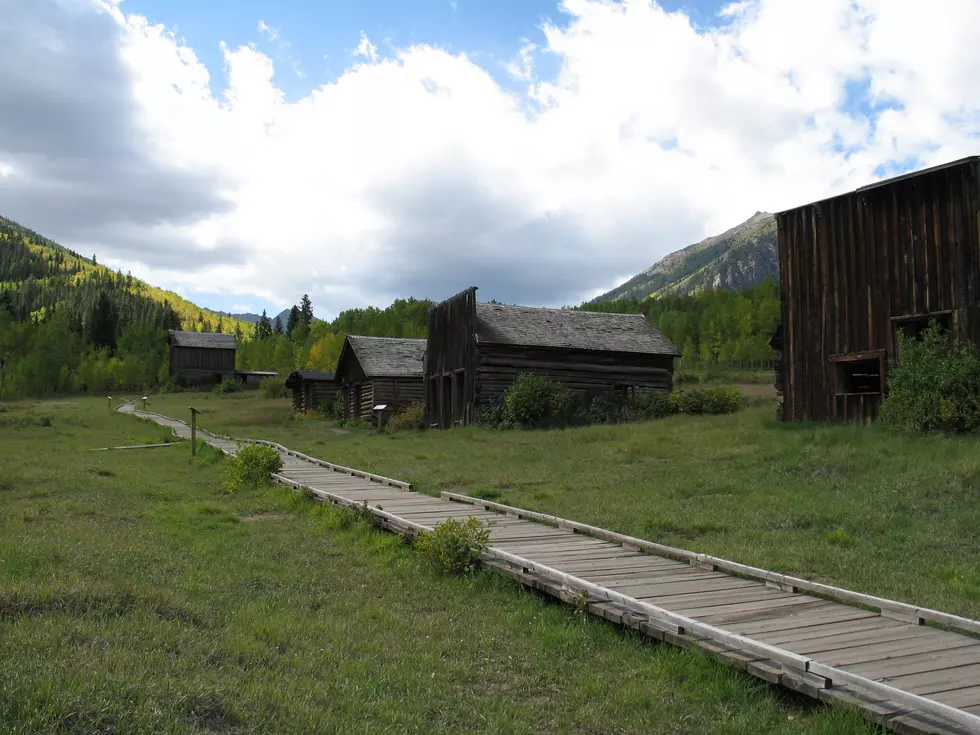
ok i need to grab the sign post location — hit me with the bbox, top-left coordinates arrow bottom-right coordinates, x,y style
108,396 -> 112,412
142,396 -> 148,411
189,407 -> 200,457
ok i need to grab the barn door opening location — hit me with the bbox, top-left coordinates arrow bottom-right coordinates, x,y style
892,311 -> 953,359
352,383 -> 362,420
440,375 -> 452,429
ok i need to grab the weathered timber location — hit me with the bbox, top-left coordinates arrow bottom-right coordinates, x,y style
334,336 -> 425,421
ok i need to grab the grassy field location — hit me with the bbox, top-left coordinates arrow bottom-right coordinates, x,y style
0,398 -> 878,733
141,389 -> 980,622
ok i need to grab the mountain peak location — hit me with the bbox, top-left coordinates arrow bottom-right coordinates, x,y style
594,212 -> 778,302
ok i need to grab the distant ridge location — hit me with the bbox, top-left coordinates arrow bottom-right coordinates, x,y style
594,212 -> 778,302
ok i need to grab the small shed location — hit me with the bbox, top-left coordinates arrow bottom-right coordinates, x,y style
236,370 -> 278,388
425,287 -> 680,428
775,156 -> 980,423
168,330 -> 237,385
334,336 -> 426,421
284,370 -> 340,412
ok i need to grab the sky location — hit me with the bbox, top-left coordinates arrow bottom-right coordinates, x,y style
1,0 -> 978,319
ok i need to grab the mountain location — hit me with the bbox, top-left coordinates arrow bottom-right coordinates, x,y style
595,211 -> 778,302
0,215 -> 253,336
216,308 -> 292,326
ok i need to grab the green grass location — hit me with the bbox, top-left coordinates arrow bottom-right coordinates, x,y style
141,390 -> 980,621
0,398 -> 877,733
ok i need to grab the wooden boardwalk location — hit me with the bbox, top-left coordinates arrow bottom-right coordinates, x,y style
120,404 -> 980,735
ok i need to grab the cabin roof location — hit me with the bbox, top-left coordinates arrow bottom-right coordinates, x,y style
342,336 -> 426,378
775,156 -> 980,216
287,370 -> 336,382
168,330 -> 237,350
475,303 -> 680,356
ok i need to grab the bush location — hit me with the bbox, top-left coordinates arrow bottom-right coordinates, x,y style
668,387 -> 744,415
223,444 -> 284,491
880,322 -> 980,434
504,373 -> 573,428
674,371 -> 702,386
261,377 -> 286,399
386,402 -> 426,432
623,390 -> 672,421
212,378 -> 243,396
416,517 -> 491,575
159,375 -> 184,394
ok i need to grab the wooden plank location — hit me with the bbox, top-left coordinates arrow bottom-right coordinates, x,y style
727,602 -> 877,636
683,597 -> 826,624
761,616 -> 904,646
816,633 -> 978,668
640,586 -> 795,611
614,576 -> 761,598
786,623 -> 941,656
888,664 -> 980,695
841,645 -> 980,680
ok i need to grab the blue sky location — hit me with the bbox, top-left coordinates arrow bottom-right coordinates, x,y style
121,0 -> 729,100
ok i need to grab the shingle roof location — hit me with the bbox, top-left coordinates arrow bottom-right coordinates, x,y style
475,303 -> 680,356
346,336 -> 426,378
285,370 -> 337,388
169,330 -> 237,349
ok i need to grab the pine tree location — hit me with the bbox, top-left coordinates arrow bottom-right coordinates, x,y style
88,291 -> 118,351
299,294 -> 313,325
255,310 -> 273,339
274,316 -> 284,335
286,305 -> 300,336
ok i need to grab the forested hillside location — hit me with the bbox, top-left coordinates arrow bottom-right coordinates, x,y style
580,279 -> 780,364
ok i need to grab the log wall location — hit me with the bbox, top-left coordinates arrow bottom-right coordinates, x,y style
170,346 -> 236,384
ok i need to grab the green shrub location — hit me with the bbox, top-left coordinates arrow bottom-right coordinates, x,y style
261,377 -> 287,399
477,400 -> 508,428
880,322 -> 980,434
668,387 -> 744,415
212,378 -> 243,396
674,371 -> 702,386
386,402 -> 426,432
159,375 -> 184,394
223,444 -> 284,491
416,516 -> 491,575
504,373 -> 573,428
623,390 -> 672,421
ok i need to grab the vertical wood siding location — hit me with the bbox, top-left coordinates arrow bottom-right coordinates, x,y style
777,159 -> 980,422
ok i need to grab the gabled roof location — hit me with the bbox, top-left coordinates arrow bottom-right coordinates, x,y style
475,303 -> 680,356
169,330 -> 237,349
339,336 -> 426,378
285,370 -> 337,388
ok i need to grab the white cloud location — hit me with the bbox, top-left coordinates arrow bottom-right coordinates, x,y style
0,162 -> 13,178
257,19 -> 278,42
3,0 -> 980,318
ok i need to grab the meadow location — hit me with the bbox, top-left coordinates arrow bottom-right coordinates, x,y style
143,388 -> 980,621
0,398 -> 877,733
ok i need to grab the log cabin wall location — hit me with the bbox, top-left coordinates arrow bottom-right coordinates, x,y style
169,347 -> 236,384
776,157 -> 980,423
475,345 -> 674,405
424,287 -> 478,428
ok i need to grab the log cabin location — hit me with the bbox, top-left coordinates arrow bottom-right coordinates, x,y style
284,370 -> 340,412
334,336 -> 426,421
168,330 -> 237,385
424,287 -> 680,428
775,156 -> 980,423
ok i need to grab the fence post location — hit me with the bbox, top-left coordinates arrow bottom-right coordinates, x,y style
189,407 -> 199,456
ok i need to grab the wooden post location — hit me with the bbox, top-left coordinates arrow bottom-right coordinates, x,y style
108,396 -> 112,412
189,407 -> 199,456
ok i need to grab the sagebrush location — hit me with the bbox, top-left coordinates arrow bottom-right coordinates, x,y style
386,402 -> 426,432
223,444 -> 284,490
212,378 -> 243,396
261,377 -> 287,399
416,516 -> 491,575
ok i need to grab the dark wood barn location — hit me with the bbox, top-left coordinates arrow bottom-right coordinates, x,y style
775,156 -> 980,423
334,336 -> 426,421
168,330 -> 237,385
284,370 -> 340,412
424,287 -> 680,428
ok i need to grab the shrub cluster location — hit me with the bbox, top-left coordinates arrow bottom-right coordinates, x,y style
212,378 -> 243,396
879,322 -> 980,434
223,444 -> 284,491
386,402 -> 426,432
260,377 -> 287,399
479,373 -> 744,429
415,516 -> 491,575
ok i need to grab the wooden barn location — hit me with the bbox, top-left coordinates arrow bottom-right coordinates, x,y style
168,330 -> 237,385
775,156 -> 980,423
424,287 -> 680,429
334,336 -> 426,421
284,370 -> 340,412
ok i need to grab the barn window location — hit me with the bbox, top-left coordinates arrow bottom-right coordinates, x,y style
831,353 -> 885,396
892,311 -> 952,358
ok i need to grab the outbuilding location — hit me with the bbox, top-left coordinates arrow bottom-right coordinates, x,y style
424,287 -> 679,428
284,370 -> 341,412
775,156 -> 980,423
168,330 -> 237,385
334,336 -> 426,421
